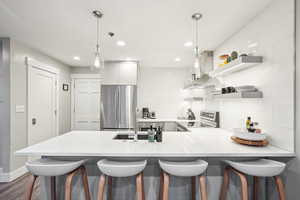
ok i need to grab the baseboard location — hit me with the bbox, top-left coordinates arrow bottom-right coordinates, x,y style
0,166 -> 28,182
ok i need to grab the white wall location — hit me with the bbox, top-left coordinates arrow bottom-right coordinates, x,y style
9,39 -> 71,172
137,67 -> 188,119
207,0 -> 295,151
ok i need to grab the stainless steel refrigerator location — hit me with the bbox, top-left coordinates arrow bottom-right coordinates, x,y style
100,85 -> 137,130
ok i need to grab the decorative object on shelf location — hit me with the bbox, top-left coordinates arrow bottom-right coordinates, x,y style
239,53 -> 248,57
210,56 -> 263,77
219,54 -> 229,60
92,10 -> 104,70
231,51 -> 238,60
62,83 -> 69,91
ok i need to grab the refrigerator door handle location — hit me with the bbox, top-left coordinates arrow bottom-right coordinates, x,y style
116,87 -> 119,129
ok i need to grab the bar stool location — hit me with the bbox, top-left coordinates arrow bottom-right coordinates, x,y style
158,159 -> 208,200
97,159 -> 147,200
219,159 -> 286,200
25,158 -> 91,200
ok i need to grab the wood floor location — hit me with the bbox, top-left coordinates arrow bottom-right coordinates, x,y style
0,173 -> 40,200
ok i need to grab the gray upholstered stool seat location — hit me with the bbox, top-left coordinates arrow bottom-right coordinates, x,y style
25,158 -> 90,200
224,159 -> 286,177
97,159 -> 147,177
158,159 -> 208,200
220,159 -> 286,200
97,159 -> 147,200
26,158 -> 85,176
159,159 -> 208,177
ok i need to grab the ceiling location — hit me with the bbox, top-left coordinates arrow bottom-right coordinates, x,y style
0,0 -> 273,68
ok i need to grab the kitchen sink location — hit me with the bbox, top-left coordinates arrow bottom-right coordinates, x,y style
113,134 -> 149,140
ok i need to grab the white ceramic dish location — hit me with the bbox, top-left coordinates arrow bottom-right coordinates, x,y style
233,128 -> 266,141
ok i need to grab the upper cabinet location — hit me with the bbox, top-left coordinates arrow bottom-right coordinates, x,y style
102,61 -> 138,85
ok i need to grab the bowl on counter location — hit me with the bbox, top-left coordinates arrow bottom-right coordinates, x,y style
233,128 -> 267,141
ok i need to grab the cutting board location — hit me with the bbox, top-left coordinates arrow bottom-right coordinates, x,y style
231,136 -> 269,147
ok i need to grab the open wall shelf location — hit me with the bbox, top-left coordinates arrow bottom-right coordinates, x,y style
184,97 -> 204,102
210,56 -> 263,77
212,91 -> 263,99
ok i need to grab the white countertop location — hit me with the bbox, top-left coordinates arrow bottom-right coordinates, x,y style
137,118 -> 201,122
15,128 -> 294,157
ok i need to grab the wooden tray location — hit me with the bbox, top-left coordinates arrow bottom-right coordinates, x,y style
231,136 -> 269,147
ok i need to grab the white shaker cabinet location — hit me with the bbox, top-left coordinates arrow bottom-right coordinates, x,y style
102,61 -> 138,85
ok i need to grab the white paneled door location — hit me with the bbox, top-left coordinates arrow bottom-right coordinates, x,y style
28,62 -> 58,146
72,79 -> 101,130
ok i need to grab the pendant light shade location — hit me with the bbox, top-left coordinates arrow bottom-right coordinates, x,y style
92,10 -> 104,70
94,52 -> 101,68
194,57 -> 200,69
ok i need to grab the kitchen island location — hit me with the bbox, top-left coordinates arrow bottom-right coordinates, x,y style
16,128 -> 293,157
16,128 -> 294,200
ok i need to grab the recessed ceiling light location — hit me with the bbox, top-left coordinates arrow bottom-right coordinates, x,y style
126,57 -> 133,61
116,41 -> 126,46
73,56 -> 80,60
184,42 -> 193,47
174,57 -> 181,62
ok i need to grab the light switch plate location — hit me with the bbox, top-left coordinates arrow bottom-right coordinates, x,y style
16,105 -> 25,113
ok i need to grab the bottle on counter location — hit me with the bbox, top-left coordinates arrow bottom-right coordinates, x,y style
246,117 -> 251,130
148,125 -> 155,143
156,126 -> 162,142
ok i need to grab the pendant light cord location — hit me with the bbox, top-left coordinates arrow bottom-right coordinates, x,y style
96,17 -> 100,52
195,19 -> 199,56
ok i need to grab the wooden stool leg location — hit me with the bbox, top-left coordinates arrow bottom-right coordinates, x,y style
162,172 -> 169,200
26,175 -> 38,200
232,169 -> 248,200
51,176 -> 56,200
108,176 -> 113,200
199,175 -> 208,200
191,176 -> 196,200
97,175 -> 106,200
219,166 -> 230,200
253,177 -> 259,200
159,171 -> 164,200
141,173 -> 145,200
136,173 -> 145,200
65,168 -> 80,200
80,166 -> 91,200
274,176 -> 286,200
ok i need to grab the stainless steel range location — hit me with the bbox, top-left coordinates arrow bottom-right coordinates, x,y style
199,111 -> 220,128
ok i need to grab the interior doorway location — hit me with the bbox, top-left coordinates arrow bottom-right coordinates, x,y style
27,57 -> 59,146
71,74 -> 101,130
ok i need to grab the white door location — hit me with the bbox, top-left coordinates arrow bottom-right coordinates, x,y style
28,66 -> 58,145
73,79 -> 101,130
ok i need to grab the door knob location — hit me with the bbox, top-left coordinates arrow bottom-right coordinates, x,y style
32,118 -> 37,125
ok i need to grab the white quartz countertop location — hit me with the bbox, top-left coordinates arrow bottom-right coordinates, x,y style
16,128 -> 294,157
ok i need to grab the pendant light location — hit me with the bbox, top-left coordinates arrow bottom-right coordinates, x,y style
192,13 -> 202,70
190,12 -> 210,87
92,10 -> 104,69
